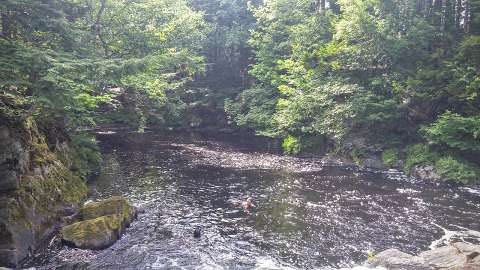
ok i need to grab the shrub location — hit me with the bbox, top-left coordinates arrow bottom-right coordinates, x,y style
350,147 -> 367,165
382,148 -> 400,167
422,111 -> 480,152
282,135 -> 302,155
435,156 -> 479,184
404,144 -> 438,173
70,133 -> 102,178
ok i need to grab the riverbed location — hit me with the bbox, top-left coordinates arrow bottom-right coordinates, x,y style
27,130 -> 480,269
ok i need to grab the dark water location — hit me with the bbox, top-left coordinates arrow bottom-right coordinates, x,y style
28,130 -> 480,269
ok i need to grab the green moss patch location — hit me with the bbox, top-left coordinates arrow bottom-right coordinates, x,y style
80,196 -> 135,221
61,214 -> 124,250
61,196 -> 137,250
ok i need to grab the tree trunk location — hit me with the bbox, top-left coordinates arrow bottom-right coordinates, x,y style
455,0 -> 463,30
1,12 -> 10,38
465,0 -> 470,33
93,0 -> 108,56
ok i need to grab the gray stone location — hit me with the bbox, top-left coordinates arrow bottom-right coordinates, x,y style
0,170 -> 18,192
369,243 -> 480,270
0,120 -> 88,268
412,165 -> 441,181
362,157 -> 386,170
0,126 -> 9,140
420,243 -> 480,269
368,249 -> 431,270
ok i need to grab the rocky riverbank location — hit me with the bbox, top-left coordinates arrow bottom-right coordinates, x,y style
368,242 -> 480,270
0,117 -> 88,267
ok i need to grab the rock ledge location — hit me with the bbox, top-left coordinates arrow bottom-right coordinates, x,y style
368,242 -> 480,270
61,196 -> 136,250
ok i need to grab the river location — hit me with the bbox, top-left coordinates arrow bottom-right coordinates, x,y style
26,130 -> 480,269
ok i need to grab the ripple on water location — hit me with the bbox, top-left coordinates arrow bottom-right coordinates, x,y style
24,131 -> 480,269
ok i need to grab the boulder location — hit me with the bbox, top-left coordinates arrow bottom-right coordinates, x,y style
368,249 -> 431,270
61,197 -> 136,250
411,165 -> 441,182
420,242 -> 480,269
362,157 -> 386,170
62,214 -> 125,250
79,196 -> 136,221
368,243 -> 480,270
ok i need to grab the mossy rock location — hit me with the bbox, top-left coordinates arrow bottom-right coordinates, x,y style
61,196 -> 136,250
61,214 -> 125,249
79,196 -> 135,222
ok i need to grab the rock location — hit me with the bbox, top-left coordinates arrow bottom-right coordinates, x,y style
0,119 -> 88,267
368,249 -> 431,270
79,196 -> 136,221
57,261 -> 89,270
369,243 -> 480,270
362,157 -> 386,170
411,165 -> 441,181
0,169 -> 18,192
193,228 -> 201,238
61,197 -> 136,250
61,214 -> 126,250
420,242 -> 480,269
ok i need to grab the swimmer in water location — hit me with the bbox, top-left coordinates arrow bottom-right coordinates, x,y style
232,197 -> 256,211
242,197 -> 255,210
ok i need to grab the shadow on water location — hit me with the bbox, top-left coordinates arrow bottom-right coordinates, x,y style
26,130 -> 480,269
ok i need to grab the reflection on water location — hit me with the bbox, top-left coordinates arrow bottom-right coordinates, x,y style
28,130 -> 480,269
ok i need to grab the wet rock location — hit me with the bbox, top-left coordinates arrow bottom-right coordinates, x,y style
420,242 -> 480,269
362,157 -> 386,170
193,228 -> 201,238
411,165 -> 441,181
79,196 -> 136,221
369,243 -> 480,270
0,170 -> 18,192
57,261 -> 89,270
368,249 -> 431,270
0,119 -> 88,268
62,214 -> 126,250
61,197 -> 136,250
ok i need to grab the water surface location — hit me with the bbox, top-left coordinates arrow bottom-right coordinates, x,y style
28,130 -> 480,269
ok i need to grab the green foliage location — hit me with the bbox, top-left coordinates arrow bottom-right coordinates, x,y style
223,0 -> 480,182
422,111 -> 480,152
350,147 -> 367,166
3,0 -> 480,185
224,87 -> 278,136
381,149 -> 400,167
70,133 -> 102,178
282,135 -> 301,155
435,156 -> 479,184
404,144 -> 438,173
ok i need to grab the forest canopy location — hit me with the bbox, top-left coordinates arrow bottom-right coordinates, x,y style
1,0 -> 479,184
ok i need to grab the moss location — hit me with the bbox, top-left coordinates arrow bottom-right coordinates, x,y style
381,148 -> 400,167
61,197 -> 136,250
435,156 -> 479,184
7,164 -> 87,233
367,250 -> 377,261
61,214 -> 124,249
31,136 -> 56,167
80,196 -> 134,222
